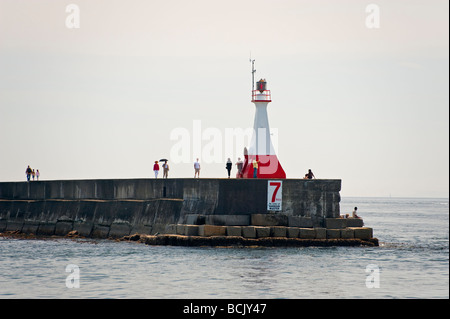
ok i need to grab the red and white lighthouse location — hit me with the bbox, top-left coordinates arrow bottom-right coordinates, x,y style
241,77 -> 286,179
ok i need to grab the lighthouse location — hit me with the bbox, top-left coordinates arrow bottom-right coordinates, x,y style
241,74 -> 286,179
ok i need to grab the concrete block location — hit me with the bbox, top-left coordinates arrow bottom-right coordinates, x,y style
165,224 -> 177,234
36,222 -> 56,236
152,223 -> 170,235
315,228 -> 327,239
184,214 -> 196,224
73,221 -> 94,237
184,214 -> 199,225
226,226 -> 242,237
55,221 -> 74,236
22,221 -> 40,234
199,225 -> 226,237
346,218 -> 364,227
325,218 -> 347,229
299,228 -> 315,239
340,228 -> 354,239
251,214 -> 288,226
91,225 -> 110,238
288,216 -> 313,228
184,214 -> 206,225
270,226 -> 287,237
109,223 -> 132,238
351,227 -> 373,240
242,226 -> 256,238
0,219 -> 6,232
206,215 -> 250,226
130,224 -> 152,235
176,224 -> 186,235
326,229 -> 341,239
184,225 -> 199,236
286,227 -> 300,238
255,226 -> 271,238
6,221 -> 23,232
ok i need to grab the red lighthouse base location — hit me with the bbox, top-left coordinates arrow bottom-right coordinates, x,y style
240,154 -> 286,179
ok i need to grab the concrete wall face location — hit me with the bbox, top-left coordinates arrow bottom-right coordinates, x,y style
0,178 -> 340,237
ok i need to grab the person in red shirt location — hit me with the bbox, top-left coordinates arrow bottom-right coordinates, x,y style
153,161 -> 160,178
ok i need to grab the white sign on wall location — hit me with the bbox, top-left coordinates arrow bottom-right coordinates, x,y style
267,180 -> 282,211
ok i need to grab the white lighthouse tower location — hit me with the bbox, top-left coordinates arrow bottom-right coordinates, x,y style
241,65 -> 286,179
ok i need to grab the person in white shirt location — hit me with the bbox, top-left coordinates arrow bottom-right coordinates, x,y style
194,158 -> 201,178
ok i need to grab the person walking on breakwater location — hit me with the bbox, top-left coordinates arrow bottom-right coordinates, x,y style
32,169 -> 36,181
236,157 -> 243,178
252,159 -> 260,178
306,169 -> 315,179
36,169 -> 40,181
153,161 -> 160,178
162,161 -> 169,178
226,158 -> 232,178
194,158 -> 201,178
25,165 -> 32,181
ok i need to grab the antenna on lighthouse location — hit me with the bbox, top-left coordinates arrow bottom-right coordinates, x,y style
249,56 -> 256,92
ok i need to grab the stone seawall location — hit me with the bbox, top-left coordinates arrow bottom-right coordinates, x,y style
0,178 -> 356,244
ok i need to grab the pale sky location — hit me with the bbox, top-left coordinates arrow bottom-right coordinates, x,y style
0,0 -> 448,198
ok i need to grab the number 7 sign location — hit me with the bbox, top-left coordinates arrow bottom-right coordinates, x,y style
267,181 -> 282,211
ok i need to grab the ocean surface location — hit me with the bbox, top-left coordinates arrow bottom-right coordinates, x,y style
0,197 -> 448,299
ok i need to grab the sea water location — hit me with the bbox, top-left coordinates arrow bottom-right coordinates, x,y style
0,197 -> 448,299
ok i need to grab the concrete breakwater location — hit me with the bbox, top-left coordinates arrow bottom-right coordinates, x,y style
0,178 -> 377,246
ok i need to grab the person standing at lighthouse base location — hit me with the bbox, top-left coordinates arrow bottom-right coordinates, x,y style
236,157 -> 243,178
252,159 -> 259,178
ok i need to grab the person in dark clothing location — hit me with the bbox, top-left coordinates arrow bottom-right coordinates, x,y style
226,158 -> 232,178
25,165 -> 32,181
306,169 -> 315,179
